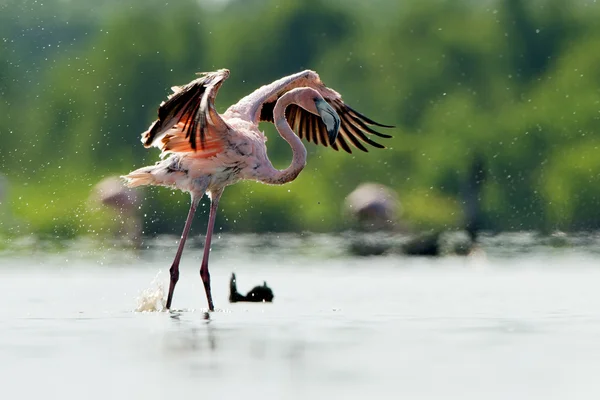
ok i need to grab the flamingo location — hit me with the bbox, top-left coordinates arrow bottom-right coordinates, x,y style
122,69 -> 393,311
90,176 -> 142,246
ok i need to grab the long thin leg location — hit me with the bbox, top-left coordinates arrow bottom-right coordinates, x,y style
200,189 -> 223,312
166,196 -> 199,310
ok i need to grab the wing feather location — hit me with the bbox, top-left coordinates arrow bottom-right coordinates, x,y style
298,110 -> 307,142
227,69 -> 393,154
336,130 -> 353,154
341,117 -> 384,150
307,113 -> 316,144
141,69 -> 230,154
316,116 -> 328,147
339,119 -> 369,152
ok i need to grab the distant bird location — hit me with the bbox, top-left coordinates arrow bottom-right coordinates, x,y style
344,182 -> 401,256
401,154 -> 487,257
90,176 -> 142,245
93,176 -> 141,213
345,182 -> 400,231
229,273 -> 274,303
461,153 -> 486,243
122,69 -> 393,311
401,231 -> 444,256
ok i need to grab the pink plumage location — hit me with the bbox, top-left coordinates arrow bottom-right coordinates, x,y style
122,68 -> 393,312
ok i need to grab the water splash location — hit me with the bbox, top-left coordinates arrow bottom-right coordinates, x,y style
135,271 -> 166,312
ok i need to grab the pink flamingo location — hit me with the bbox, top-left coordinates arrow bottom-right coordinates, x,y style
122,69 -> 393,311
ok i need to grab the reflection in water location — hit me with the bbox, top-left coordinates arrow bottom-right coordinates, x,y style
167,312 -> 216,352
161,312 -> 219,375
159,310 -> 317,383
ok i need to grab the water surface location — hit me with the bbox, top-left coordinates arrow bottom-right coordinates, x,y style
2,233 -> 600,399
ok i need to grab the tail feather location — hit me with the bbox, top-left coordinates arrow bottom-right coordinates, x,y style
121,166 -> 160,188
121,155 -> 191,192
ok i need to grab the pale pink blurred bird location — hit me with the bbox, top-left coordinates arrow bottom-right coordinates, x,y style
122,69 -> 393,311
90,176 -> 142,246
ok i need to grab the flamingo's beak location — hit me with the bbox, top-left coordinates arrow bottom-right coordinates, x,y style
315,98 -> 340,145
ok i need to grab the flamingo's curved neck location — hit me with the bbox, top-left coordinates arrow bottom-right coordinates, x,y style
257,91 -> 307,185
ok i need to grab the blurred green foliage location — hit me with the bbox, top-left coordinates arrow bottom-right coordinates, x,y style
1,0 -> 600,237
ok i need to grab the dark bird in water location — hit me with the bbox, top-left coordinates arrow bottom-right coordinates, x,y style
229,273 -> 274,303
401,154 -> 487,256
345,154 -> 487,257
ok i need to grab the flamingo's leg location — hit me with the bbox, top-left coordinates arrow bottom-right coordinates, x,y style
199,189 -> 223,312
166,196 -> 200,310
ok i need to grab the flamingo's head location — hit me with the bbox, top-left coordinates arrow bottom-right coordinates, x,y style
283,87 -> 342,145
313,97 -> 340,144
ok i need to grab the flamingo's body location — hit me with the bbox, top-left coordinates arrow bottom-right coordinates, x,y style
122,69 -> 392,311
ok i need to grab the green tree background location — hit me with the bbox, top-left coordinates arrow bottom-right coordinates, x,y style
1,0 -> 599,238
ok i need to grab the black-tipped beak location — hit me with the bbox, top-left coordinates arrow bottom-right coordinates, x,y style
315,98 -> 340,144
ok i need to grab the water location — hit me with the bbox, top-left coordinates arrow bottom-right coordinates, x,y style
2,232 -> 600,399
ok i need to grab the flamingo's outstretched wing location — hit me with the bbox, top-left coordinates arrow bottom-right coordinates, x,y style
142,69 -> 230,155
226,70 -> 393,153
